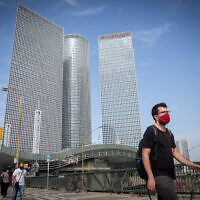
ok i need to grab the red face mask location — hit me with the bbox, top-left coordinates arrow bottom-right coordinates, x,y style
159,113 -> 170,125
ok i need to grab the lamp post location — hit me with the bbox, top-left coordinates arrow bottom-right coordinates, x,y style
81,125 -> 102,190
2,86 -> 22,168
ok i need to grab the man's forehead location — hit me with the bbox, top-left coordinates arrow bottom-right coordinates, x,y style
158,106 -> 167,111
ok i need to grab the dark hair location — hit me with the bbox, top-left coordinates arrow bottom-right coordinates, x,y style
152,103 -> 167,120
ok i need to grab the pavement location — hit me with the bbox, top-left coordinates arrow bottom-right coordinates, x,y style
3,187 -> 156,200
2,186 -> 199,200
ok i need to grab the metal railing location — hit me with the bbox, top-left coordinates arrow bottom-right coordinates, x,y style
26,164 -> 200,196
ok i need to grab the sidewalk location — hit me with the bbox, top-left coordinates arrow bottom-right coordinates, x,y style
3,187 -> 156,200
3,186 -> 199,200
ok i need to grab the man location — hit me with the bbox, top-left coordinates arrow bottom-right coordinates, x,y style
34,161 -> 40,176
12,162 -> 26,200
0,169 -> 10,199
142,103 -> 200,200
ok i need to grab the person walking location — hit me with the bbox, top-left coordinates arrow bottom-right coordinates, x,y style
142,103 -> 200,200
11,162 -> 26,200
0,169 -> 10,199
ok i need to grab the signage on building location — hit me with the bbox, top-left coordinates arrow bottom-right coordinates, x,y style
99,32 -> 131,40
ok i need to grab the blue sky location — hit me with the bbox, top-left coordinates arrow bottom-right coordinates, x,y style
0,0 -> 200,161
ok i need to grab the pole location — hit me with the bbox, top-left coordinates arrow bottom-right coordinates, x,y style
81,141 -> 84,191
81,125 -> 102,191
47,160 -> 49,189
16,94 -> 22,168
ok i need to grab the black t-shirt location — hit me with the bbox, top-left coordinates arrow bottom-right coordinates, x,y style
142,125 -> 176,179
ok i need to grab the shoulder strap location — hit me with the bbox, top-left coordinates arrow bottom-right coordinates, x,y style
151,125 -> 158,161
167,129 -> 172,138
18,170 -> 23,182
151,125 -> 157,137
166,129 -> 173,149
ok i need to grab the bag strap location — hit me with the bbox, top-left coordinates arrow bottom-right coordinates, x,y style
144,126 -> 157,200
147,189 -> 153,200
166,129 -> 173,153
151,125 -> 158,160
147,126 -> 158,200
18,170 -> 23,182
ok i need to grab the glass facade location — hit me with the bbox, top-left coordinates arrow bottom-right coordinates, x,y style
98,32 -> 142,147
63,35 -> 91,148
176,140 -> 190,160
3,4 -> 64,153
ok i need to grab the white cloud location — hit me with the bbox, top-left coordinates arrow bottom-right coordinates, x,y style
0,1 -> 15,8
71,5 -> 105,16
64,0 -> 79,7
139,58 -> 153,67
119,9 -> 124,15
134,23 -> 173,46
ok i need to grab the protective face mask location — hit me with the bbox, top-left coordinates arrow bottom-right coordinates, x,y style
20,167 -> 23,170
159,113 -> 170,125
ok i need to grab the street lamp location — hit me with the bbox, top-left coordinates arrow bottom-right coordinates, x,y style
81,125 -> 102,190
2,86 -> 22,168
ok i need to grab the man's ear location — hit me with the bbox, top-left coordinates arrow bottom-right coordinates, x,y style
154,115 -> 159,121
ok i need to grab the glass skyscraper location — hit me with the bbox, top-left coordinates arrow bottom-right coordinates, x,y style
3,4 -> 91,153
176,140 -> 190,160
98,32 -> 141,147
63,35 -> 91,148
3,4 -> 64,153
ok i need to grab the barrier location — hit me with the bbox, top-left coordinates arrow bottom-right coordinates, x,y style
26,164 -> 200,196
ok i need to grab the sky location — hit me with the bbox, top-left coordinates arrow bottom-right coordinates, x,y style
0,0 -> 200,161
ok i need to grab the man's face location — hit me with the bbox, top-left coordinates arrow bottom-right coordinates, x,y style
19,163 -> 24,168
154,107 -> 168,122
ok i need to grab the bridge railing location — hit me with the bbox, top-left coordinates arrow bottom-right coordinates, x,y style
26,164 -> 200,196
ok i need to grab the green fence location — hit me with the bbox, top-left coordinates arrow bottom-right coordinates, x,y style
26,164 -> 200,195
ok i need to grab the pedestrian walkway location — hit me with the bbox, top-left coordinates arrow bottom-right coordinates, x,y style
3,186 -> 199,200
4,187 -> 155,200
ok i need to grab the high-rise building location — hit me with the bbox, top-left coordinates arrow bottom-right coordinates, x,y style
176,140 -> 190,160
3,4 -> 64,153
3,4 -> 92,153
98,32 -> 142,147
63,35 -> 91,148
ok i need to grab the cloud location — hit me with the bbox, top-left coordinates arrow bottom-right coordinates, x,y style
71,5 -> 105,16
119,9 -> 124,15
139,58 -> 153,67
64,0 -> 79,7
134,23 -> 173,46
0,1 -> 15,8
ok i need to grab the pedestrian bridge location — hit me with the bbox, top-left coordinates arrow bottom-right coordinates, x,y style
0,144 -> 137,170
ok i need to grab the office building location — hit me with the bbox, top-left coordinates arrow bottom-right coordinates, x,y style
3,4 -> 92,153
63,35 -> 91,148
98,32 -> 141,147
3,4 -> 64,153
176,140 -> 190,160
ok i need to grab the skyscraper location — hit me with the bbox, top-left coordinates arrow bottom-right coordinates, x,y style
3,4 -> 92,153
176,140 -> 190,160
98,32 -> 141,147
63,35 -> 91,148
3,4 -> 64,153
